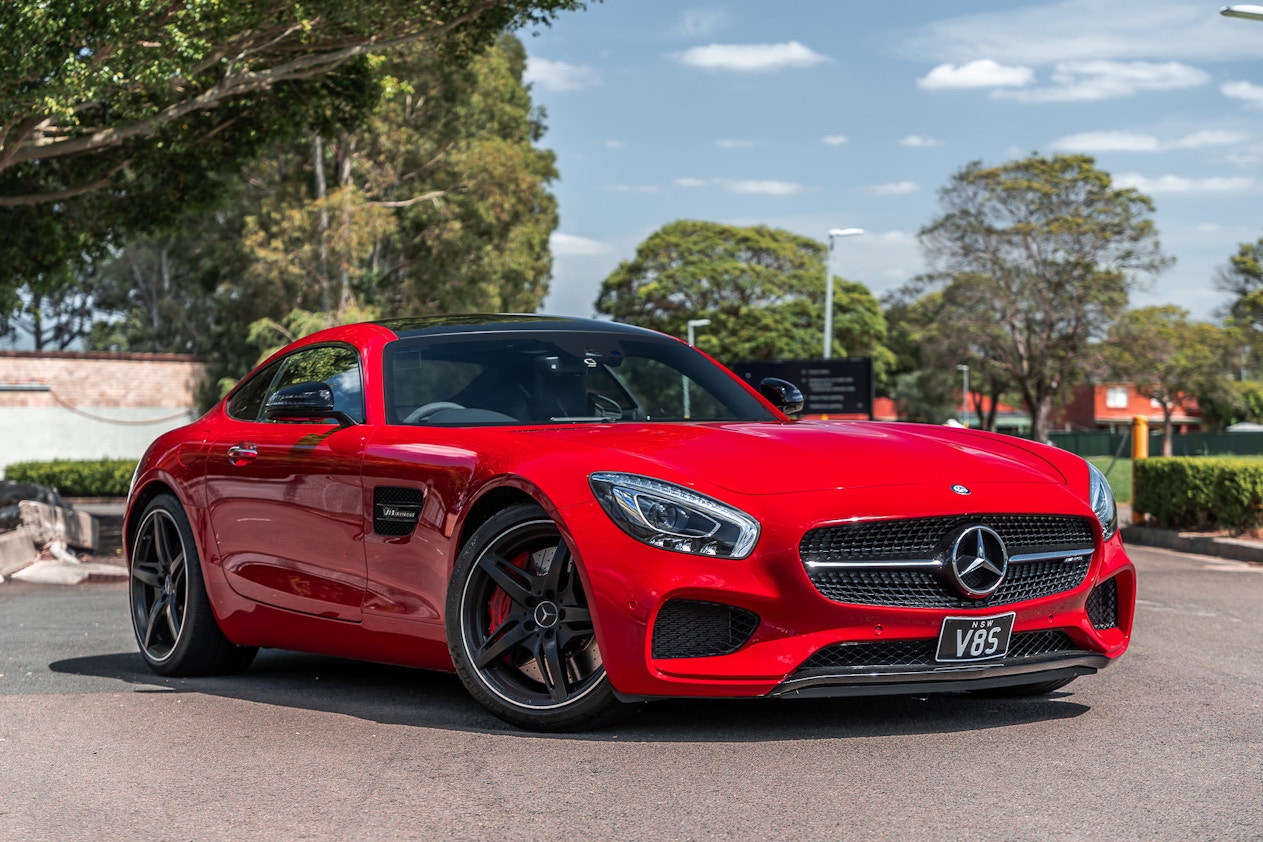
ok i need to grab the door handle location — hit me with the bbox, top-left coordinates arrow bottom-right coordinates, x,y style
227,443 -> 258,465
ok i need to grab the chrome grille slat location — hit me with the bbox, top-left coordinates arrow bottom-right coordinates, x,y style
800,515 -> 1095,608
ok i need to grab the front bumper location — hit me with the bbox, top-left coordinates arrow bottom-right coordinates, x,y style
559,487 -> 1136,702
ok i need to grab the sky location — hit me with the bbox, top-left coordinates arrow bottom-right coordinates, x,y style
518,0 -> 1263,325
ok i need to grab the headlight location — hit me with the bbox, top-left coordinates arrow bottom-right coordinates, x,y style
1086,461 -> 1118,540
589,472 -> 760,559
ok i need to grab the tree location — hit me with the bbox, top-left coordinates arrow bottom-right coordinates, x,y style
595,220 -> 895,379
915,153 -> 1171,443
0,0 -> 586,307
85,34 -> 559,399
1100,306 -> 1228,454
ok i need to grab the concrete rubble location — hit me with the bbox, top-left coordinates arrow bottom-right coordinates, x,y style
0,481 -> 126,585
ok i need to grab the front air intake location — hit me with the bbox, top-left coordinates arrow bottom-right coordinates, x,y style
651,600 -> 759,659
1086,577 -> 1119,630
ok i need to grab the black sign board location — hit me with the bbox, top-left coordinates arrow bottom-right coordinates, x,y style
731,358 -> 874,417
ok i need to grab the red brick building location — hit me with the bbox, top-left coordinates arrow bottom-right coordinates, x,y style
1057,383 -> 1203,433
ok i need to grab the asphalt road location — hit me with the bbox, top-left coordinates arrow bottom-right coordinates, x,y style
1,545 -> 1260,842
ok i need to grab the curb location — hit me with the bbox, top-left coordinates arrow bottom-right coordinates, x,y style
1121,525 -> 1263,564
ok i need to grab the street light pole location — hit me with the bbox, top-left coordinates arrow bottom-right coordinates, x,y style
956,364 -> 970,428
823,228 -> 864,359
687,318 -> 711,347
1221,5 -> 1263,20
684,319 -> 711,419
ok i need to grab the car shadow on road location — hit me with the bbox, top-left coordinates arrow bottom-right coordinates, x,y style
51,648 -> 1090,743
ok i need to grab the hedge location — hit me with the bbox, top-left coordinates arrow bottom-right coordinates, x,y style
1134,457 -> 1263,532
4,459 -> 137,498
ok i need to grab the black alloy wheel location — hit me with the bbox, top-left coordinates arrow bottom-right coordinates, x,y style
129,493 -> 256,676
447,503 -> 630,731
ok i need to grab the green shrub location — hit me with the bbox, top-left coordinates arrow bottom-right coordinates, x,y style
1134,457 -> 1263,532
4,459 -> 137,498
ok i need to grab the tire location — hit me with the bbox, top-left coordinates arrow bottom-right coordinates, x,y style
969,677 -> 1076,697
446,503 -> 633,731
129,493 -> 257,676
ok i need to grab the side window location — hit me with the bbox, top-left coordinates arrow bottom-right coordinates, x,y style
226,361 -> 282,422
267,345 -> 365,424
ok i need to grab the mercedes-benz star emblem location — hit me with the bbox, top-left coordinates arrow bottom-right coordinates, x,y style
533,601 -> 560,628
946,525 -> 1008,599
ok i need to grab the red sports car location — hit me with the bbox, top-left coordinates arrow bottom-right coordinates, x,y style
125,315 -> 1133,730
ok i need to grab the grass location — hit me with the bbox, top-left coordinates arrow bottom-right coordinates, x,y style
1087,456 -> 1132,504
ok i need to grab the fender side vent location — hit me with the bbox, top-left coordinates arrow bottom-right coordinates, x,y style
374,486 -> 424,536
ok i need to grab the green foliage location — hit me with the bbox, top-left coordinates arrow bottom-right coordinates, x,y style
1216,232 -> 1263,333
909,153 -> 1170,443
596,220 -> 895,382
1134,457 -> 1263,532
4,458 -> 136,497
1198,379 -> 1263,430
83,35 -> 558,406
0,1 -> 586,317
1100,305 -> 1229,453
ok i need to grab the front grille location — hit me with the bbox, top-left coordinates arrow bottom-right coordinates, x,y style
796,630 -> 1080,673
800,515 -> 1095,608
1086,577 -> 1120,630
806,557 -> 1091,609
651,600 -> 760,659
801,514 -> 1094,562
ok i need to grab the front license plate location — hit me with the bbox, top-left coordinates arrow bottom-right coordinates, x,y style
935,612 -> 1016,663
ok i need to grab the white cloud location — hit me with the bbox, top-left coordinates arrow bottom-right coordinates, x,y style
674,177 -> 803,195
997,61 -> 1208,103
917,59 -> 1034,90
900,135 -> 943,148
1051,129 -> 1246,152
822,135 -> 849,146
675,41 -> 829,72
605,140 -> 624,150
675,9 -> 728,38
1171,130 -> 1247,150
903,0 -> 1263,65
716,139 -> 756,149
1194,223 -> 1222,234
868,181 -> 919,197
1114,173 -> 1255,194
1050,131 -> 1160,152
719,179 -> 802,195
525,56 -> 600,92
1223,80 -> 1263,107
550,233 -> 610,256
608,184 -> 660,194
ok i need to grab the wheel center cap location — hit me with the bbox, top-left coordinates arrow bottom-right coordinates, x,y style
533,601 -> 560,628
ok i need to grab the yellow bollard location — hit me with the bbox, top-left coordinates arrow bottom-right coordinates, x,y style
1131,415 -> 1148,524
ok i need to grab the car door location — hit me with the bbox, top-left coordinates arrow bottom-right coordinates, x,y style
205,344 -> 369,621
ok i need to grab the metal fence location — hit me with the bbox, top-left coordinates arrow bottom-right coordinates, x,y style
1049,431 -> 1263,457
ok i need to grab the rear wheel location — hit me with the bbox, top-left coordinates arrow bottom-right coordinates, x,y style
447,503 -> 632,731
129,493 -> 256,676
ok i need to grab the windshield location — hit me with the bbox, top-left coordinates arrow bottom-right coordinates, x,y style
382,331 -> 776,426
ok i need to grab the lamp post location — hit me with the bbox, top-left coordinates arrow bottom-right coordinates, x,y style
683,319 -> 711,419
823,228 -> 864,359
956,364 -> 970,428
1222,4 -> 1263,20
687,318 -> 711,347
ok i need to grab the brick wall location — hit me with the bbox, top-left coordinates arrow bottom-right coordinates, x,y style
0,351 -> 208,470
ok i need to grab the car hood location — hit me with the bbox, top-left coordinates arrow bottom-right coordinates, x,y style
516,420 -> 1068,497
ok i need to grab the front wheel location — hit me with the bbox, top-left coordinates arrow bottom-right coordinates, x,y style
446,503 -> 632,731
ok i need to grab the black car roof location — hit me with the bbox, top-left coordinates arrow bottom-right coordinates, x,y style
375,314 -> 669,341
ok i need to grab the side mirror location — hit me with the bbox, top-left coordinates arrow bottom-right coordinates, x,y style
264,382 -> 357,427
759,377 -> 804,417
